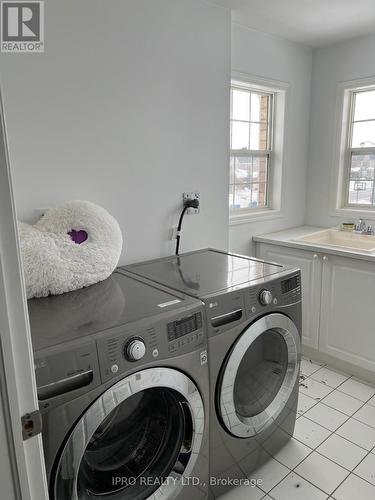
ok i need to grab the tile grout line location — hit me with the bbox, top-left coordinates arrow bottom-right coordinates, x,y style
259,362 -> 335,498
258,361 -> 375,499
227,361 -> 375,499
296,363 -> 375,497
297,361 -> 330,418
265,363 -> 375,497
297,372 -> 375,452
256,360 -> 330,498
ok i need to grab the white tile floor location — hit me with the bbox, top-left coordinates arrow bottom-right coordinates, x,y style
219,357 -> 375,500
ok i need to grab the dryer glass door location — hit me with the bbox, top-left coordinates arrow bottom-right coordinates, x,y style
218,313 -> 300,438
53,368 -> 204,500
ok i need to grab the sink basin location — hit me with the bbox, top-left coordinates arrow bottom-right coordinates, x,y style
295,229 -> 375,253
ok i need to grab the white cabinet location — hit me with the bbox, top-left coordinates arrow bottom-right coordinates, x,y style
256,243 -> 322,350
319,254 -> 375,373
256,242 -> 375,373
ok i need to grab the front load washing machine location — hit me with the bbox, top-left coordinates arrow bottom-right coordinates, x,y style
122,249 -> 301,497
28,270 -> 210,500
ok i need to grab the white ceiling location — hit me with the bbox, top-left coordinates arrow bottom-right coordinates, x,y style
209,0 -> 375,47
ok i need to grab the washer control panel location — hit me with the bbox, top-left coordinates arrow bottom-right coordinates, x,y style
167,311 -> 202,340
95,306 -> 206,382
166,312 -> 203,353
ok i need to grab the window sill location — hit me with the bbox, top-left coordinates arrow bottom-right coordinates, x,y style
331,207 -> 375,222
229,209 -> 283,226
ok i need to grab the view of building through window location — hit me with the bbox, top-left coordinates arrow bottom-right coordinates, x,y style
229,85 -> 273,211
348,89 -> 375,206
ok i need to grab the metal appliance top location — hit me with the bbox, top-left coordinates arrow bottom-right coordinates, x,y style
124,248 -> 287,299
28,270 -> 200,352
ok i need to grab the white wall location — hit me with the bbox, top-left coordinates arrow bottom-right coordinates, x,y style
229,24 -> 312,256
306,35 -> 375,227
0,0 -> 230,264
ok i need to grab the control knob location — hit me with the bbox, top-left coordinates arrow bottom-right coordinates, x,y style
259,289 -> 273,306
125,338 -> 146,361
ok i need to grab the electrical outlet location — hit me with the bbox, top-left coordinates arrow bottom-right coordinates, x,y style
183,192 -> 200,214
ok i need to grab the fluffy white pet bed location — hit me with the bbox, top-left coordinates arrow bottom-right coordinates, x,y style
19,200 -> 123,299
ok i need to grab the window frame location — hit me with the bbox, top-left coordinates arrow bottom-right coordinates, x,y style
229,83 -> 275,213
229,73 -> 288,225
332,77 -> 375,220
342,87 -> 375,209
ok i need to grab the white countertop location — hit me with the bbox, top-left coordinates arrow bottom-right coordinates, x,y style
253,225 -> 375,263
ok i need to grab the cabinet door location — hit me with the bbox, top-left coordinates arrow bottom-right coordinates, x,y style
256,243 -> 322,349
320,254 -> 375,373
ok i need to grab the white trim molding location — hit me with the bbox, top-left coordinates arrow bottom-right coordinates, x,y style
0,89 -> 49,499
229,72 -> 289,225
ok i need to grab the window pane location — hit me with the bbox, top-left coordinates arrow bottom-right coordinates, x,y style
352,121 -> 375,147
250,93 -> 269,122
229,155 -> 269,210
250,93 -> 260,122
231,121 -> 249,149
348,180 -> 374,205
252,156 -> 268,185
258,180 -> 268,207
353,90 -> 375,122
229,185 -> 234,208
235,157 -> 251,183
250,122 -> 268,150
251,183 -> 260,207
251,183 -> 267,208
232,89 -> 250,121
229,156 -> 234,184
350,153 -> 375,181
234,185 -> 251,209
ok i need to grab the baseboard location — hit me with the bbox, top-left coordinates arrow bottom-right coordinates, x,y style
302,346 -> 375,386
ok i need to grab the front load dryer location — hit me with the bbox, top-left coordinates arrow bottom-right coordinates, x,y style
122,249 -> 302,497
28,270 -> 210,500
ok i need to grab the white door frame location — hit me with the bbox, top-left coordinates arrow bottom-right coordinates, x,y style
0,88 -> 49,499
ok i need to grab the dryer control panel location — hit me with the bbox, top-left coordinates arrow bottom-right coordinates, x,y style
245,271 -> 301,319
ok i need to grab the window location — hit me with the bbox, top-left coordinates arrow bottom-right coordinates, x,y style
345,88 -> 375,207
229,84 -> 274,212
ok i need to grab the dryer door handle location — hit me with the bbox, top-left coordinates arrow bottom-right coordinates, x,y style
211,309 -> 243,328
38,369 -> 94,400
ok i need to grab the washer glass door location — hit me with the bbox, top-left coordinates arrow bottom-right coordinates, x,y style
218,313 -> 300,438
53,367 -> 204,500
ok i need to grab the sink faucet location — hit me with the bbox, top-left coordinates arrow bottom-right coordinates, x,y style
355,219 -> 366,232
354,219 -> 374,235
